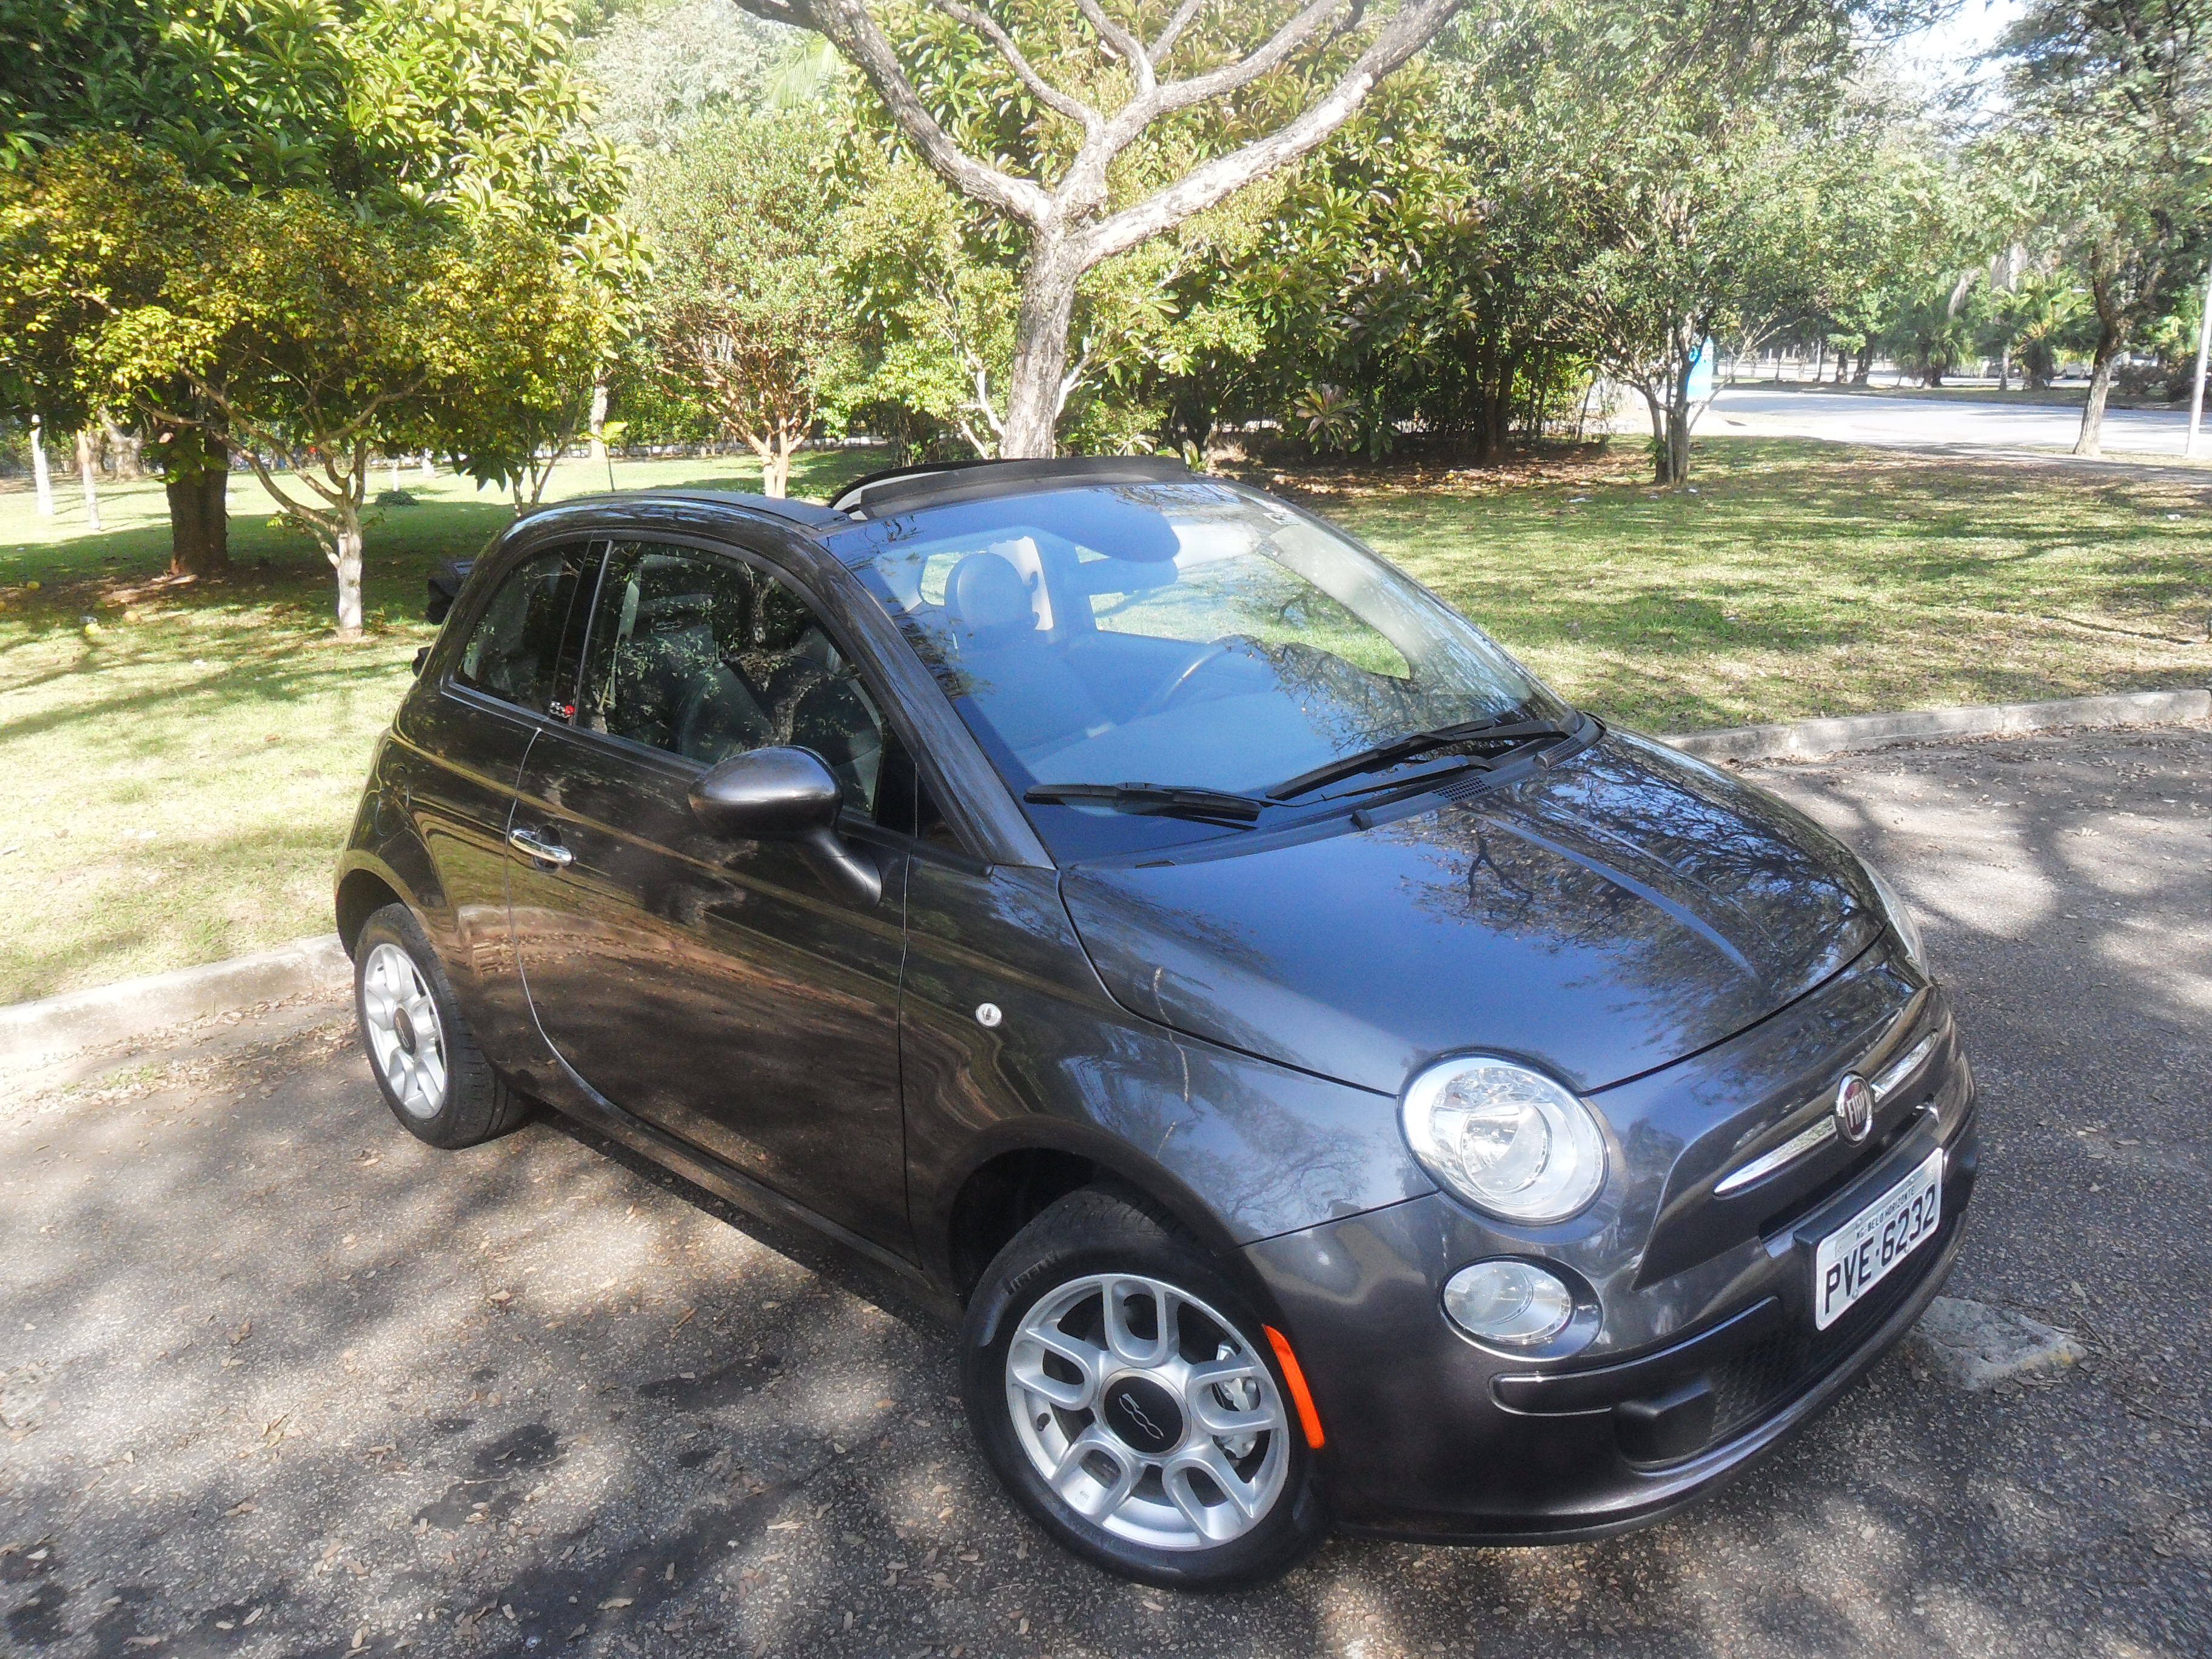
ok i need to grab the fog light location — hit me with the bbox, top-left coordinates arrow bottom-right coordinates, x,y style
1443,1259 -> 1575,1346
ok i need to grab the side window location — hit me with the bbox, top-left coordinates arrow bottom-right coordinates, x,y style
454,545 -> 597,716
577,541 -> 888,817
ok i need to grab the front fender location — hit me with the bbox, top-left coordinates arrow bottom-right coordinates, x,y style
900,858 -> 1434,1296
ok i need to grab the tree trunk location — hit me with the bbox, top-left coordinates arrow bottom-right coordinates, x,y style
30,414 -> 54,516
100,410 -> 142,478
2075,325 -> 2120,458
76,427 -> 101,531
1639,386 -> 1673,483
1000,235 -> 1082,458
764,435 -> 793,499
588,380 -> 609,462
1996,336 -> 2011,392
333,504 -> 366,638
1852,345 -> 1872,386
165,431 -> 231,577
1666,389 -> 1693,485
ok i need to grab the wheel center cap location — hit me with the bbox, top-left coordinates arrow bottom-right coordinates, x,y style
1101,1374 -> 1183,1455
392,1006 -> 418,1056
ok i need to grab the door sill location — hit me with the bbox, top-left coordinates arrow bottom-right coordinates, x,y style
535,1053 -> 944,1309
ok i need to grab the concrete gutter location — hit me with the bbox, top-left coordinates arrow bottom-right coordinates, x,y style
0,934 -> 348,1081
2,686 -> 2206,1080
1663,686 -> 2210,764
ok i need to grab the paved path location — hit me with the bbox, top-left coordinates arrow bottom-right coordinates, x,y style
5,727 -> 2210,1659
1709,387 -> 2194,460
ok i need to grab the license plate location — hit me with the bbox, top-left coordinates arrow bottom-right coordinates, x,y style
1812,1148 -> 1943,1330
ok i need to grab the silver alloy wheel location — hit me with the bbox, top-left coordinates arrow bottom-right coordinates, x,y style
360,941 -> 449,1119
1005,1272 -> 1292,1551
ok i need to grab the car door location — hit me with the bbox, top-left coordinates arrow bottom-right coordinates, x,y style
504,535 -> 914,1252
392,540 -> 597,1058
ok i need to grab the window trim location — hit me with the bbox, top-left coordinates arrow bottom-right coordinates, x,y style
439,537 -> 606,730
552,530 -> 949,845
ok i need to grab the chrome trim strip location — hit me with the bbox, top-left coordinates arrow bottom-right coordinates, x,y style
1871,1033 -> 1937,1103
1714,1116 -> 1839,1196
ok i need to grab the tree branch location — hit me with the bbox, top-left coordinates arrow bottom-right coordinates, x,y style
969,361 -> 1006,438
1144,0 -> 1361,120
1056,343 -> 1093,413
931,0 -> 1102,133
1078,0 -> 1460,267
1148,0 -> 1205,62
734,0 -> 1053,226
1076,0 -> 1151,91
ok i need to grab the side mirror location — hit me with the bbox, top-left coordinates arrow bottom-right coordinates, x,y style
688,747 -> 882,907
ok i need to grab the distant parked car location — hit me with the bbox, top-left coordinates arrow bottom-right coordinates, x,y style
338,456 -> 1976,1588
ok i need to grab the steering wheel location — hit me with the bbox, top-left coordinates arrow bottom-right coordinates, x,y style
1132,635 -> 1244,722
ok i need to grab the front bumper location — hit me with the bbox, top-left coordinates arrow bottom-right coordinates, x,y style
1245,1072 -> 1979,1542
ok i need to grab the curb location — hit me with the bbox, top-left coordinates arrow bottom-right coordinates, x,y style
0,934 -> 348,1078
1662,687 -> 2210,763
2,688 -> 2207,1076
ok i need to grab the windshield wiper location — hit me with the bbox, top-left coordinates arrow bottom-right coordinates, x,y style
1022,782 -> 1267,824
1266,716 -> 1580,801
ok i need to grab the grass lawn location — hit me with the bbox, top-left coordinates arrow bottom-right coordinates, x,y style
2,436 -> 2207,1002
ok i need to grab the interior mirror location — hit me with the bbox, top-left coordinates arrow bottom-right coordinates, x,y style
688,747 -> 882,906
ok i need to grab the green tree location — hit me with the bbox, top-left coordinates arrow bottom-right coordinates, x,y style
634,111 -> 859,495
1986,0 -> 2212,454
19,139 -> 595,633
0,0 -> 629,578
1882,273 -> 1978,385
417,231 -> 622,511
736,0 -> 1463,457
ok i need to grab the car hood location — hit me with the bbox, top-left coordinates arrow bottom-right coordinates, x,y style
1057,729 -> 1885,1096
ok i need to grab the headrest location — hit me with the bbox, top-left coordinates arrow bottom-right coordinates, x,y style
946,553 -> 1036,643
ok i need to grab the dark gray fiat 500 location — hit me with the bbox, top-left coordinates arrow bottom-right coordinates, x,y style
339,455 -> 1976,1588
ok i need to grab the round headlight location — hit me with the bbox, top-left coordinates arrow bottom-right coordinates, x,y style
1862,860 -> 1927,970
1401,1057 -> 1606,1223
1443,1259 -> 1576,1346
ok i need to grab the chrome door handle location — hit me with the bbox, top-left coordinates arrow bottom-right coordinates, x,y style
508,826 -> 574,867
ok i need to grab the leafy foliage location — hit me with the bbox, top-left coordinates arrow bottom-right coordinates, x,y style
631,111 -> 860,494
1980,0 -> 2212,451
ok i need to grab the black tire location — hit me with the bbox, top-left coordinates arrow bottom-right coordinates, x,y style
960,1187 -> 1330,1590
353,902 -> 529,1149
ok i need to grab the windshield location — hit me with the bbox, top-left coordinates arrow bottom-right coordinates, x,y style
834,478 -> 1575,856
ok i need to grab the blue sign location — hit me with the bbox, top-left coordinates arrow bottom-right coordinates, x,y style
1685,336 -> 1717,402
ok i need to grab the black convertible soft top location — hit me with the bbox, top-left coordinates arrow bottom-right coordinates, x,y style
826,455 -> 1192,519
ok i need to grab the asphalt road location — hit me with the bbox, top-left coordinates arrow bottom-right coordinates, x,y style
1708,387 -> 2194,458
5,726 -> 2210,1659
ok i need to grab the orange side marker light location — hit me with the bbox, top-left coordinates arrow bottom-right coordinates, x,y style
1263,1324 -> 1326,1449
